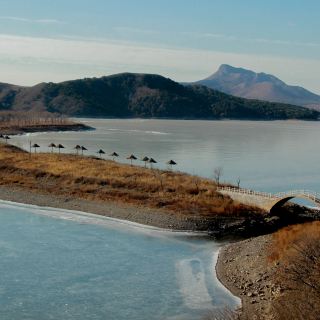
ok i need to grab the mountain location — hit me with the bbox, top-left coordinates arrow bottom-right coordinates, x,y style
195,64 -> 320,110
0,73 -> 318,120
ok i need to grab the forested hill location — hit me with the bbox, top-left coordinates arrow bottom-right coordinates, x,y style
1,73 -> 319,120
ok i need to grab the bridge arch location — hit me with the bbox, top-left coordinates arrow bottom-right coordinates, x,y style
218,187 -> 320,213
268,193 -> 320,213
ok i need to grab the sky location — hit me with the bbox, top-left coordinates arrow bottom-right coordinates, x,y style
0,0 -> 319,93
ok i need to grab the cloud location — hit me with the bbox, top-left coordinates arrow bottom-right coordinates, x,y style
0,33 -> 319,94
0,16 -> 64,24
183,31 -> 320,48
113,27 -> 160,35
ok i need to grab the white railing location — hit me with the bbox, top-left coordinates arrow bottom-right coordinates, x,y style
218,186 -> 274,199
218,187 -> 320,203
274,190 -> 320,202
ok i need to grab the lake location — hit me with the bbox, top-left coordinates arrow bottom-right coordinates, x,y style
0,201 -> 238,320
11,119 -> 320,193
4,119 -> 319,318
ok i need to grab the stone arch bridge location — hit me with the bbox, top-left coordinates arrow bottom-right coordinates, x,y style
218,187 -> 320,212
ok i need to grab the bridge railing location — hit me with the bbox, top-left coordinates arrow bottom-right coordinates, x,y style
274,190 -> 320,201
218,186 -> 274,198
218,187 -> 320,203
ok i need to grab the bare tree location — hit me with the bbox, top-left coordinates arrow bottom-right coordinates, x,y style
192,176 -> 201,194
153,170 -> 164,192
236,177 -> 240,188
213,167 -> 223,186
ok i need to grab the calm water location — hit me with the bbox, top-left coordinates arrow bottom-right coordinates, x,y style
4,119 -> 319,318
11,119 -> 320,193
0,201 -> 238,320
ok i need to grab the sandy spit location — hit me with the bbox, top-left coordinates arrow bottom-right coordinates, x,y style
0,185 -> 217,231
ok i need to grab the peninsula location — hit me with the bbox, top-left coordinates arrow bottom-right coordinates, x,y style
0,110 -> 92,135
0,142 -> 316,237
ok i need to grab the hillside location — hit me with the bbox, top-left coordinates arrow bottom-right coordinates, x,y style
0,73 -> 318,120
195,64 -> 320,110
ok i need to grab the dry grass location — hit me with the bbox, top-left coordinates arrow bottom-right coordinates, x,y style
0,143 -> 259,217
268,222 -> 320,320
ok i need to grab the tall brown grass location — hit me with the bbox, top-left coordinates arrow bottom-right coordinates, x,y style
268,222 -> 320,320
0,143 -> 259,217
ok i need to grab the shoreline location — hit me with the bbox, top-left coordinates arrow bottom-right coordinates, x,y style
0,185 -> 224,232
0,197 -> 207,236
0,123 -> 93,135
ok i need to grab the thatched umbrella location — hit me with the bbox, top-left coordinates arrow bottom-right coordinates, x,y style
166,159 -> 177,170
148,157 -> 157,169
81,146 -> 87,156
141,156 -> 149,168
109,152 -> 119,161
57,144 -> 65,154
32,143 -> 40,153
127,154 -> 137,166
48,143 -> 56,153
4,135 -> 10,144
97,149 -> 105,158
74,145 -> 81,155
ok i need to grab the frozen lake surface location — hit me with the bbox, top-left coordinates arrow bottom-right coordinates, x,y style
0,201 -> 238,320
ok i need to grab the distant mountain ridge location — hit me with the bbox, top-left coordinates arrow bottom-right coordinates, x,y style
0,72 -> 318,120
195,64 -> 320,110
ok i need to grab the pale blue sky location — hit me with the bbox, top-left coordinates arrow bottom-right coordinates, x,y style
0,0 -> 319,93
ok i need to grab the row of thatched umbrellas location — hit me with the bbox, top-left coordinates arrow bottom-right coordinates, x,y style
30,142 -> 177,169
